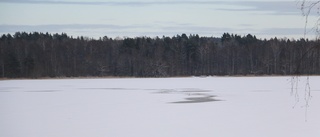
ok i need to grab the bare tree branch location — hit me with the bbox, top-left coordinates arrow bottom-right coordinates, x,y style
300,0 -> 320,38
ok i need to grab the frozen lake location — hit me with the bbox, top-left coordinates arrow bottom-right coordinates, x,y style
1,76 -> 320,137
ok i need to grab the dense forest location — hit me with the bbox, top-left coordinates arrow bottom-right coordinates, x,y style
0,32 -> 319,78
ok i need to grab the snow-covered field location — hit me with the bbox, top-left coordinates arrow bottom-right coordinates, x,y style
1,76 -> 319,137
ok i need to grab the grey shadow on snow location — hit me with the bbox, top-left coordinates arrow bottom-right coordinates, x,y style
80,87 -> 221,104
250,89 -> 272,92
155,88 -> 222,104
25,90 -> 60,92
171,95 -> 221,104
79,88 -> 159,91
0,87 -> 20,92
155,88 -> 211,94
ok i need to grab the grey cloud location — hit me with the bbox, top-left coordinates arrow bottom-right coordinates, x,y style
259,27 -> 313,36
161,25 -> 233,34
0,24 -> 311,39
0,0 -> 139,6
0,24 -> 143,32
0,24 -> 148,38
0,0 -> 219,6
0,0 -> 307,16
0,0 -> 294,9
238,24 -> 255,27
251,27 -> 316,39
0,23 -> 238,38
216,1 -> 302,15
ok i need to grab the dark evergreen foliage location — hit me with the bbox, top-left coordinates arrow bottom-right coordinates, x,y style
0,32 -> 319,78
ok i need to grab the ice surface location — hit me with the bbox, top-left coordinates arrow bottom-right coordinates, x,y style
1,76 -> 320,137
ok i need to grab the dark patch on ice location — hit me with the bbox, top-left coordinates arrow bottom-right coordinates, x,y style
171,95 -> 221,104
25,90 -> 60,92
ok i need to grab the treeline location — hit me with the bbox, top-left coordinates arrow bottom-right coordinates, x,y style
0,32 -> 319,78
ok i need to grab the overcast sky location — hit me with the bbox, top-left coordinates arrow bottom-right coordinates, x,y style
0,0 -> 319,39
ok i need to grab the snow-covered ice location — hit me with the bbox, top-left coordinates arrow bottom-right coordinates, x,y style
0,76 -> 320,137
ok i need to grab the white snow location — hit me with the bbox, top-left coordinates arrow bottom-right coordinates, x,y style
0,76 -> 320,137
